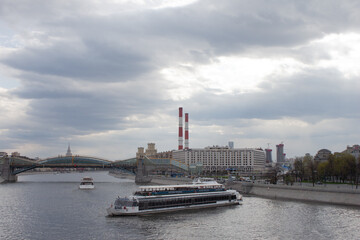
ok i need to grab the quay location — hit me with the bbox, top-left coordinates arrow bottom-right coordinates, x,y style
226,181 -> 360,207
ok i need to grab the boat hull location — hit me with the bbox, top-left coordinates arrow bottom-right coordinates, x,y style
79,185 -> 95,190
107,200 -> 241,216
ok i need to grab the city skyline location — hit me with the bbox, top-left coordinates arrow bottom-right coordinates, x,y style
0,1 -> 359,160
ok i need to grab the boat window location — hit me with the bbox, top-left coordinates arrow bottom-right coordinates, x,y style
115,197 -> 138,207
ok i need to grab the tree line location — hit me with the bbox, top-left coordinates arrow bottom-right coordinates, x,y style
292,153 -> 360,187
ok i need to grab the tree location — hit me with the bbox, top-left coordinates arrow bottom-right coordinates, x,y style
303,154 -> 317,186
356,156 -> 360,189
333,153 -> 355,183
267,165 -> 282,184
326,154 -> 335,182
344,154 -> 356,185
293,157 -> 305,183
317,161 -> 328,183
284,173 -> 294,185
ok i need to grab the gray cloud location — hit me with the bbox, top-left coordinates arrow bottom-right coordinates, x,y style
3,0 -> 360,79
183,69 -> 360,122
1,0 -> 360,158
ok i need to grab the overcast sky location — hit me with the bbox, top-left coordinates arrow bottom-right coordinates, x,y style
0,0 -> 359,160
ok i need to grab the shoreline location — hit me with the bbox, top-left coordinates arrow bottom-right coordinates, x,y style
227,182 -> 360,207
108,171 -> 192,185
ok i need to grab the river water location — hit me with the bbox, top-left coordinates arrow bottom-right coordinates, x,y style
0,171 -> 359,240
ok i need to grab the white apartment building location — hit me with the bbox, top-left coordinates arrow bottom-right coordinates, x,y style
172,146 -> 266,173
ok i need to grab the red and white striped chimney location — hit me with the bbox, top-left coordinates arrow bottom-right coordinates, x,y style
185,113 -> 189,149
178,107 -> 183,150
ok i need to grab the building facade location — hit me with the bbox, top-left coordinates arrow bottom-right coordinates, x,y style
342,144 -> 360,161
172,146 -> 266,173
276,144 -> 284,163
265,148 -> 272,163
314,149 -> 331,162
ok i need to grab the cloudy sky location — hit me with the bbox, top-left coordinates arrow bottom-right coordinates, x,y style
0,0 -> 359,160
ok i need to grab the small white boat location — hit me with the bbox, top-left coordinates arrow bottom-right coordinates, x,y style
79,177 -> 94,190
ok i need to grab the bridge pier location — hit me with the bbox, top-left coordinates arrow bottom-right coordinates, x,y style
135,158 -> 152,184
0,158 -> 18,183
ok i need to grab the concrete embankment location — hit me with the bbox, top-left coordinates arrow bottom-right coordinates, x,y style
108,171 -> 192,185
227,182 -> 360,207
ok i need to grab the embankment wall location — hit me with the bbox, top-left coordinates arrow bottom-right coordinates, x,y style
227,182 -> 360,207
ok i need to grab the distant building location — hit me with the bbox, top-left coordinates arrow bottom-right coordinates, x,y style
276,143 -> 284,163
0,152 -> 8,157
342,144 -> 360,161
136,147 -> 145,159
228,141 -> 234,149
138,143 -> 171,159
151,151 -> 172,159
314,149 -> 331,162
11,152 -> 20,157
265,148 -> 272,163
172,145 -> 266,173
66,145 -> 72,157
145,143 -> 157,157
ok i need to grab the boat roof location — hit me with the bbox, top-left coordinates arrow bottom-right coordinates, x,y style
138,182 -> 223,191
133,190 -> 235,199
82,177 -> 93,180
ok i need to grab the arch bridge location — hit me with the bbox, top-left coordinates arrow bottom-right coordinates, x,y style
1,155 -> 189,183
0,155 -> 114,182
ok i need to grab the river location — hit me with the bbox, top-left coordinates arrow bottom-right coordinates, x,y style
0,171 -> 359,240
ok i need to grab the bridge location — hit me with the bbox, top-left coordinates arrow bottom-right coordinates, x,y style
0,155 -> 189,183
0,155 -> 114,182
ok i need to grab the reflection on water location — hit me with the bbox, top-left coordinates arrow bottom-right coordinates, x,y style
0,172 -> 359,240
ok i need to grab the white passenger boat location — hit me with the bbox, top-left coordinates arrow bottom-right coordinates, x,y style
79,177 -> 94,190
107,178 -> 242,216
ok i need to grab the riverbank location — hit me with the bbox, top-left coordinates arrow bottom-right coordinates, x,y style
227,181 -> 360,207
108,171 -> 192,185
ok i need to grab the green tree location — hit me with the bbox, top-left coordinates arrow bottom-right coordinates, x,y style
293,157 -> 305,182
284,173 -> 294,185
356,156 -> 360,189
345,154 -> 356,185
267,165 -> 282,184
326,154 -> 335,182
303,154 -> 317,186
332,153 -> 356,183
317,161 -> 328,183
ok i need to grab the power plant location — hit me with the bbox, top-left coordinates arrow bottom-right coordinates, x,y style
178,107 -> 190,150
178,107 -> 183,150
136,107 -> 286,175
173,107 -> 267,174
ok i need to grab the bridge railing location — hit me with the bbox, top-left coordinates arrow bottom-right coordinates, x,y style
38,156 -> 112,166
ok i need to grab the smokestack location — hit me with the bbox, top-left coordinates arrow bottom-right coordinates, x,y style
178,107 -> 183,150
185,113 -> 189,149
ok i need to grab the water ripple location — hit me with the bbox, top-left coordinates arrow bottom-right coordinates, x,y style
0,172 -> 359,240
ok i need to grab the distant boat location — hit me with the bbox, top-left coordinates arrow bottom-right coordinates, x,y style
79,177 -> 94,190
